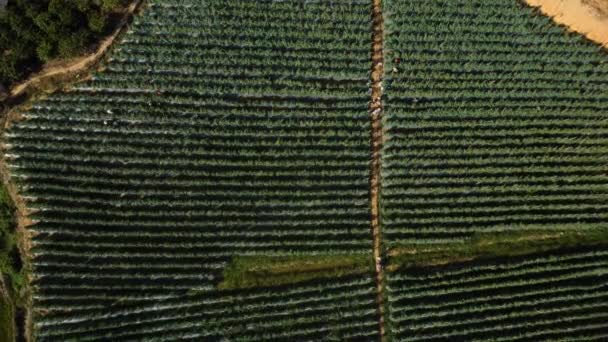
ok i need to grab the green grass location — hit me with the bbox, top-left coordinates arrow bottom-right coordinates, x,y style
388,227 -> 608,271
218,228 -> 608,290
218,254 -> 374,290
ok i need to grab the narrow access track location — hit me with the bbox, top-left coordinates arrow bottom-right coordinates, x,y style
370,0 -> 386,340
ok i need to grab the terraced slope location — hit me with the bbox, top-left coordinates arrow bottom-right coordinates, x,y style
381,0 -> 608,245
4,0 -> 378,339
386,248 -> 608,340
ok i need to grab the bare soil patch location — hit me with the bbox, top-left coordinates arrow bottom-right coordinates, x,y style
525,0 -> 608,47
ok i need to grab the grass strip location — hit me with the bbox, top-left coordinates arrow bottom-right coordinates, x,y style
218,254 -> 374,290
388,227 -> 608,271
219,228 -> 608,289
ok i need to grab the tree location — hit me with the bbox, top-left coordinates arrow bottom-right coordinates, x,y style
36,40 -> 54,62
101,0 -> 124,12
0,0 -> 130,87
58,30 -> 90,58
88,10 -> 106,34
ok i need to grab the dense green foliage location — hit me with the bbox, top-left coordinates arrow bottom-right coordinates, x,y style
0,0 -> 129,88
0,185 -> 21,300
386,248 -> 608,340
0,291 -> 15,342
6,0 -> 377,339
381,0 -> 608,246
0,185 -> 16,342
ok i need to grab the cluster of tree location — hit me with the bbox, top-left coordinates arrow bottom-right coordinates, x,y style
0,0 -> 128,89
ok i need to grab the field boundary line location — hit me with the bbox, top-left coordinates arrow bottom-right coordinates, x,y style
370,0 -> 386,340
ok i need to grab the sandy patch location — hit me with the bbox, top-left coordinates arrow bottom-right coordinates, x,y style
525,0 -> 608,47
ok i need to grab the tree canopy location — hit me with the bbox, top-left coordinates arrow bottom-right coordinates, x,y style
0,0 -> 128,88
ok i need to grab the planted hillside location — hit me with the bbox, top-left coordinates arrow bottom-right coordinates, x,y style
5,0 -> 608,340
386,248 -> 608,340
380,0 -> 608,339
4,0 -> 378,339
381,0 -> 608,245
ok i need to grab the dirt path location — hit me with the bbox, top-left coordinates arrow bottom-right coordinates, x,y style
8,0 -> 144,99
370,0 -> 386,340
525,0 -> 608,47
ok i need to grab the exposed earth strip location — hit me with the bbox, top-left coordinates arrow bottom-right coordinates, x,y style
370,0 -> 386,340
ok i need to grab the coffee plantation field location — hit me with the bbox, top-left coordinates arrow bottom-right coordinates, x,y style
36,275 -> 380,340
382,0 -> 608,245
2,0 -> 608,340
5,0 -> 378,339
386,248 -> 608,340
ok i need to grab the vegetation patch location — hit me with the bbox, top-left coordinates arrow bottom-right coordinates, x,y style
0,283 -> 15,342
218,254 -> 374,290
0,185 -> 17,342
220,228 -> 608,290
0,185 -> 21,293
388,227 -> 608,271
0,0 -> 132,89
